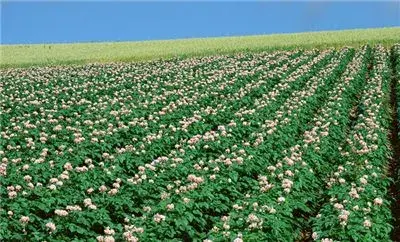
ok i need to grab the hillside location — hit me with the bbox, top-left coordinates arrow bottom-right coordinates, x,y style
1,27 -> 399,68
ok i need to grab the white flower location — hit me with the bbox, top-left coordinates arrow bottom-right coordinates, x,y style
46,222 -> 56,232
373,197 -> 383,206
333,203 -> 344,210
312,232 -> 318,240
153,213 -> 166,223
269,207 -> 276,214
104,226 -> 115,235
55,209 -> 69,216
363,219 -> 372,228
223,223 -> 230,230
166,203 -> 174,211
338,213 -> 348,221
99,185 -> 107,192
19,216 -> 30,224
360,177 -> 368,185
8,191 -> 17,199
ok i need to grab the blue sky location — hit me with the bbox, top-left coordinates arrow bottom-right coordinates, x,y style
1,1 -> 399,45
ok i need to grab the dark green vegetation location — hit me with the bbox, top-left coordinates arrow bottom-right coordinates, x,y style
0,45 -> 400,241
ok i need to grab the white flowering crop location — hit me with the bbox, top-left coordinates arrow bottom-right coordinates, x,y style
0,46 -> 398,241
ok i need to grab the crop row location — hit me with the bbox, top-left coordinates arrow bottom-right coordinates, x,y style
395,44 -> 400,137
311,46 -> 393,241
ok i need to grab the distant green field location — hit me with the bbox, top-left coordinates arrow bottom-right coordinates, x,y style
1,27 -> 399,68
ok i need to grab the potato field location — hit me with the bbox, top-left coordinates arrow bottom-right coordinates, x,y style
1,45 -> 400,241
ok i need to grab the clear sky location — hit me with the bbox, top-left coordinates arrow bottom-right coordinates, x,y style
1,1 -> 399,45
